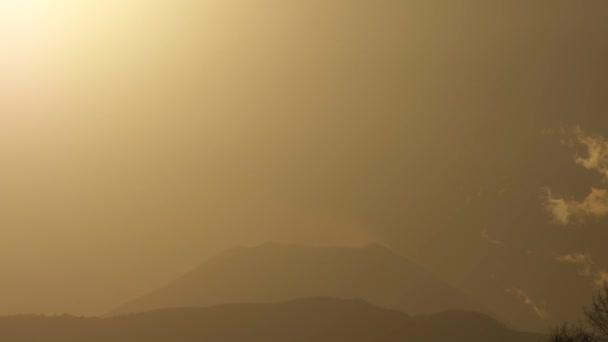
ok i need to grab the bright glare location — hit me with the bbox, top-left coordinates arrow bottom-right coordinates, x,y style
0,0 -> 59,122
0,0 -> 52,61
0,0 -> 49,32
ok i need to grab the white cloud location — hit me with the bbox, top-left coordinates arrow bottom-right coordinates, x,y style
545,188 -> 608,225
506,288 -> 548,319
556,253 -> 594,277
556,252 -> 608,288
573,127 -> 608,181
594,270 -> 608,288
543,128 -> 608,225
544,190 -> 573,225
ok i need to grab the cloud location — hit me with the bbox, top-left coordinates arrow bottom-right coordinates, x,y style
543,128 -> 608,225
556,252 -> 608,287
595,270 -> 608,288
544,190 -> 573,225
506,288 -> 548,319
556,253 -> 594,276
544,188 -> 608,225
480,228 -> 503,246
577,188 -> 608,218
573,127 -> 608,181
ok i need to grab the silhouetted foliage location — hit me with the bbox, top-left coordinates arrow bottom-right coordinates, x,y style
549,283 -> 608,342
550,324 -> 596,342
586,284 -> 608,339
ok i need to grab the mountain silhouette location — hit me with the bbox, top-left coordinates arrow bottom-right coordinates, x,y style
111,243 -> 486,318
1,297 -> 542,342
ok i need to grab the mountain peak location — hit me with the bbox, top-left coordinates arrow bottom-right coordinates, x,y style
111,243 -> 484,318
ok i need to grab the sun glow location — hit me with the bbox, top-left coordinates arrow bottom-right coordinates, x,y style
1,0 -> 51,39
0,0 -> 57,72
0,0 -> 75,126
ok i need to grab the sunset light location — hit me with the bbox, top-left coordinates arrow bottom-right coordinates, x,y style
1,2 -> 607,341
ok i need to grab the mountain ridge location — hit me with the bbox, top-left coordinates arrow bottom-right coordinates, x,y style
0,297 -> 543,342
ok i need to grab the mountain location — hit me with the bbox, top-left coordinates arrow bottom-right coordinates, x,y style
0,297 -> 543,342
111,243 -> 485,318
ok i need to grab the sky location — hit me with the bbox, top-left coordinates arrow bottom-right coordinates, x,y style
1,0 -> 608,329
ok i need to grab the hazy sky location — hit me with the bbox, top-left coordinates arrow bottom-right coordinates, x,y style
1,0 -> 608,322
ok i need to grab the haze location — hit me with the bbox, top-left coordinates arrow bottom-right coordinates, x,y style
1,1 -> 607,337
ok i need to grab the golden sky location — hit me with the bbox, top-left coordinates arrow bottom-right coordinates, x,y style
1,0 -> 608,324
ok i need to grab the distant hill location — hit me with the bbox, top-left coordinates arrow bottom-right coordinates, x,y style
111,243 -> 485,317
0,298 -> 543,342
